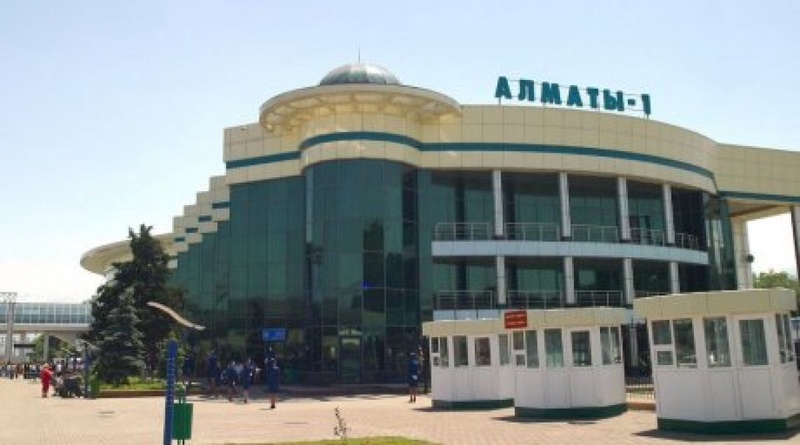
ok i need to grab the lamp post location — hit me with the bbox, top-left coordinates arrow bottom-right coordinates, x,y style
1,292 -> 18,363
146,301 -> 204,445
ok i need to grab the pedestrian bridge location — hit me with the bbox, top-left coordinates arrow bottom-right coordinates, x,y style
1,302 -> 92,362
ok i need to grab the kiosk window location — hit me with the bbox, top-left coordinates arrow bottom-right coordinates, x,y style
571,331 -> 592,367
656,351 -> 673,366
674,319 -> 696,367
740,319 -> 768,366
513,331 -> 526,366
776,313 -> 794,363
703,317 -> 731,367
439,338 -> 449,367
453,336 -> 468,367
652,320 -> 672,345
499,334 -> 510,366
600,326 -> 621,365
545,329 -> 564,368
431,338 -> 439,354
525,330 -> 539,368
475,337 -> 491,366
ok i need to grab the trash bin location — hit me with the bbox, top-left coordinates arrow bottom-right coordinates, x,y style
173,385 -> 193,441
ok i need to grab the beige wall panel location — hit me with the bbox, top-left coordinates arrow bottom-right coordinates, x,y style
480,107 -> 502,125
440,123 -> 462,143
482,124 -> 503,143
462,124 -> 482,142
421,124 -> 438,142
502,107 -> 525,125
503,124 -> 525,143
461,107 -> 483,125
482,152 -> 504,168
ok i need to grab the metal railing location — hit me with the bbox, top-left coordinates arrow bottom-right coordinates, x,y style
506,291 -> 563,309
434,290 -> 495,310
575,290 -> 625,307
433,222 -> 492,241
629,227 -> 666,246
505,223 -> 560,241
571,224 -> 620,243
625,375 -> 655,400
674,232 -> 701,250
433,221 -> 704,252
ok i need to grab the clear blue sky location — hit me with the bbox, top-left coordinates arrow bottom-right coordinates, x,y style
2,1 -> 799,303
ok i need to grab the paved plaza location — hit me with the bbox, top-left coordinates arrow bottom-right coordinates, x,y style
1,378 -> 797,444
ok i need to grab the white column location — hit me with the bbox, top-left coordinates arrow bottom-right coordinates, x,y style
731,217 -> 753,289
618,177 -> 631,241
496,256 -> 506,306
559,172 -> 571,239
564,257 -> 575,305
669,261 -> 680,294
663,184 -> 675,245
623,258 -> 634,304
492,170 -> 504,237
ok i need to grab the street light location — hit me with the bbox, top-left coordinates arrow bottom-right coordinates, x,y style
146,301 -> 204,445
1,292 -> 18,363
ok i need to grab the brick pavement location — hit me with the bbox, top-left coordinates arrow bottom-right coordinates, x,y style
1,377 -> 796,444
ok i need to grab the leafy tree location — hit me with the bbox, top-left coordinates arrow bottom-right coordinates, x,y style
94,290 -> 145,384
85,224 -> 186,377
754,269 -> 800,311
32,334 -> 68,363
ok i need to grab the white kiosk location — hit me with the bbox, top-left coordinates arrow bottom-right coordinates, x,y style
634,289 -> 800,433
511,308 -> 628,418
422,307 -> 628,418
423,318 -> 515,409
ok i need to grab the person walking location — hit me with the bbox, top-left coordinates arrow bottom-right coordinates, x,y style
241,358 -> 256,403
265,357 -> 280,409
407,352 -> 420,403
225,360 -> 239,402
39,364 -> 53,398
206,350 -> 219,398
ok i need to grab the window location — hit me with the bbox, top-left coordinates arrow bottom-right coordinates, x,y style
525,330 -> 539,368
782,314 -> 795,362
499,334 -> 510,366
776,314 -> 794,364
571,331 -> 592,367
545,329 -> 564,368
740,319 -> 768,366
431,337 -> 439,354
513,331 -> 526,366
652,320 -> 672,345
475,337 -> 491,366
600,326 -> 621,365
439,337 -> 449,367
453,336 -> 468,367
703,317 -> 730,367
674,318 -> 696,367
656,351 -> 673,366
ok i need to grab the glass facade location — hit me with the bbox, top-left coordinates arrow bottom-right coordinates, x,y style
171,162 -> 737,384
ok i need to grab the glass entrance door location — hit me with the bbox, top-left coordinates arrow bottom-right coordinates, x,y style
339,335 -> 362,383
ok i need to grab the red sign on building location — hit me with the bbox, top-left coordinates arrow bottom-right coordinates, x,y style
504,310 -> 528,329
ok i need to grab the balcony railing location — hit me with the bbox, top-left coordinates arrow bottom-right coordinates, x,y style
571,224 -> 620,243
507,291 -> 563,309
435,290 -> 495,310
434,222 -> 492,241
505,223 -> 560,241
433,221 -> 704,251
575,290 -> 625,307
674,232 -> 701,250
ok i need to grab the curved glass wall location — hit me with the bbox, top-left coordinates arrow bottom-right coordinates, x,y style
304,159 -> 420,383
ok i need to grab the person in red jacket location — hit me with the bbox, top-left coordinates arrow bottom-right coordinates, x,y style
40,364 -> 53,398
